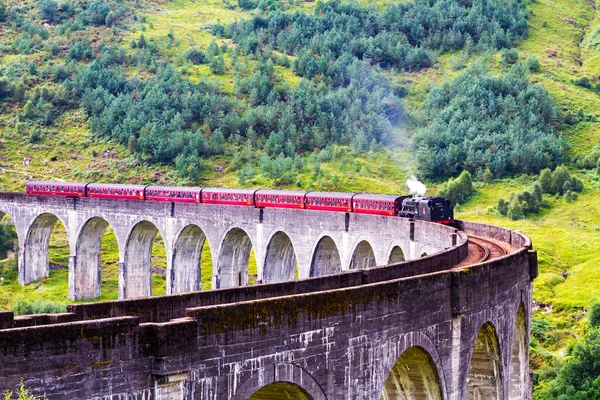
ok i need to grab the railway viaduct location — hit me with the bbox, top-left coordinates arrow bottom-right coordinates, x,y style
0,192 -> 538,400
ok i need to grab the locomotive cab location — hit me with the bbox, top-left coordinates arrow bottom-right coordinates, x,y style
399,196 -> 454,224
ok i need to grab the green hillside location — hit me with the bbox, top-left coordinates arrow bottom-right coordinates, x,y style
0,0 -> 599,396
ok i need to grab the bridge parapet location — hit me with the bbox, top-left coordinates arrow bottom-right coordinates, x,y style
0,221 -> 534,400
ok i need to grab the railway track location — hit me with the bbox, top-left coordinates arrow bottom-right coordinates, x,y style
456,235 -> 509,267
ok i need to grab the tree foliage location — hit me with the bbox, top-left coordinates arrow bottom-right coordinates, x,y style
497,167 -> 583,219
437,170 -> 474,204
226,0 -> 527,75
535,300 -> 600,399
415,64 -> 566,178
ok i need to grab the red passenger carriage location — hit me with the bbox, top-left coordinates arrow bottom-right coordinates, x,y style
201,188 -> 257,206
305,191 -> 354,213
25,181 -> 87,197
352,194 -> 407,216
255,189 -> 307,209
146,186 -> 201,203
86,183 -> 147,201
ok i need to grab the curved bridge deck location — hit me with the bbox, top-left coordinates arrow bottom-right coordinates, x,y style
0,203 -> 537,400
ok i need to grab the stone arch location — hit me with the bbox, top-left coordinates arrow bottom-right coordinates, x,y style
509,303 -> 527,400
232,364 -> 326,400
71,217 -> 119,300
263,231 -> 297,283
387,245 -> 405,264
349,240 -> 376,270
22,213 -> 68,284
309,235 -> 341,277
171,224 -> 209,294
379,346 -> 443,400
466,322 -> 503,400
248,382 -> 313,400
122,220 -> 166,299
216,227 -> 254,288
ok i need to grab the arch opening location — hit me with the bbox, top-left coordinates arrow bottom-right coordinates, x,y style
248,382 -> 313,400
263,231 -> 297,283
24,213 -> 68,284
216,228 -> 255,289
0,212 -> 17,265
379,346 -> 443,400
310,236 -> 341,277
509,304 -> 527,400
388,246 -> 405,264
123,221 -> 167,299
466,322 -> 503,400
73,217 -> 116,300
172,224 -> 206,294
349,240 -> 376,270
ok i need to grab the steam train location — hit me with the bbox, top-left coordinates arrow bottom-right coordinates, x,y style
25,181 -> 454,224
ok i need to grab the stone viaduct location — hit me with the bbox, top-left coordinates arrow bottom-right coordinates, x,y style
0,192 -> 537,400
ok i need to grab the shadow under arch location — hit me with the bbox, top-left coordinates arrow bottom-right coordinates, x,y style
172,224 -> 210,294
263,230 -> 297,283
466,322 -> 503,400
309,235 -> 341,277
232,364 -> 326,400
122,220 -> 166,299
216,227 -> 255,289
23,212 -> 68,284
379,346 -> 443,400
509,303 -> 527,400
72,216 -> 119,300
349,240 -> 376,270
387,245 -> 405,264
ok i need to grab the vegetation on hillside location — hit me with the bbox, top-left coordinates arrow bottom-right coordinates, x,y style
534,300 -> 600,399
496,166 -> 584,219
415,63 -> 566,179
0,0 -> 599,397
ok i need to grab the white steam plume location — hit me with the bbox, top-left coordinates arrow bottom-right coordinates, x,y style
406,175 -> 426,196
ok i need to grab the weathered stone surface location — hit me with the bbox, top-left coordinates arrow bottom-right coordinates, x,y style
0,193 -> 534,399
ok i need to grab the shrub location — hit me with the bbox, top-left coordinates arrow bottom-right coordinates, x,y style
184,47 -> 205,65
437,170 -> 474,204
0,78 -> 9,101
86,0 -> 111,26
209,54 -> 225,74
525,55 -> 541,72
39,0 -> 58,22
11,298 -> 68,316
573,76 -> 593,89
501,48 -> 519,65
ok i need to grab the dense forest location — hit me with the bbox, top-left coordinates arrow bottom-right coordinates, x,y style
0,0 -> 549,180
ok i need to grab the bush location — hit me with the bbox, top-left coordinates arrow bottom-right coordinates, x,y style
501,48 -> 519,65
185,47 -> 205,65
11,298 -> 68,316
40,0 -> 58,22
437,170 -> 474,204
573,76 -> 593,89
2,380 -> 38,400
589,299 -> 600,329
525,55 -> 541,72
209,54 -> 225,74
0,78 -> 9,101
85,0 -> 111,26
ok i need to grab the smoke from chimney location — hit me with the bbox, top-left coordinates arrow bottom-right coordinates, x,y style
406,175 -> 426,196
